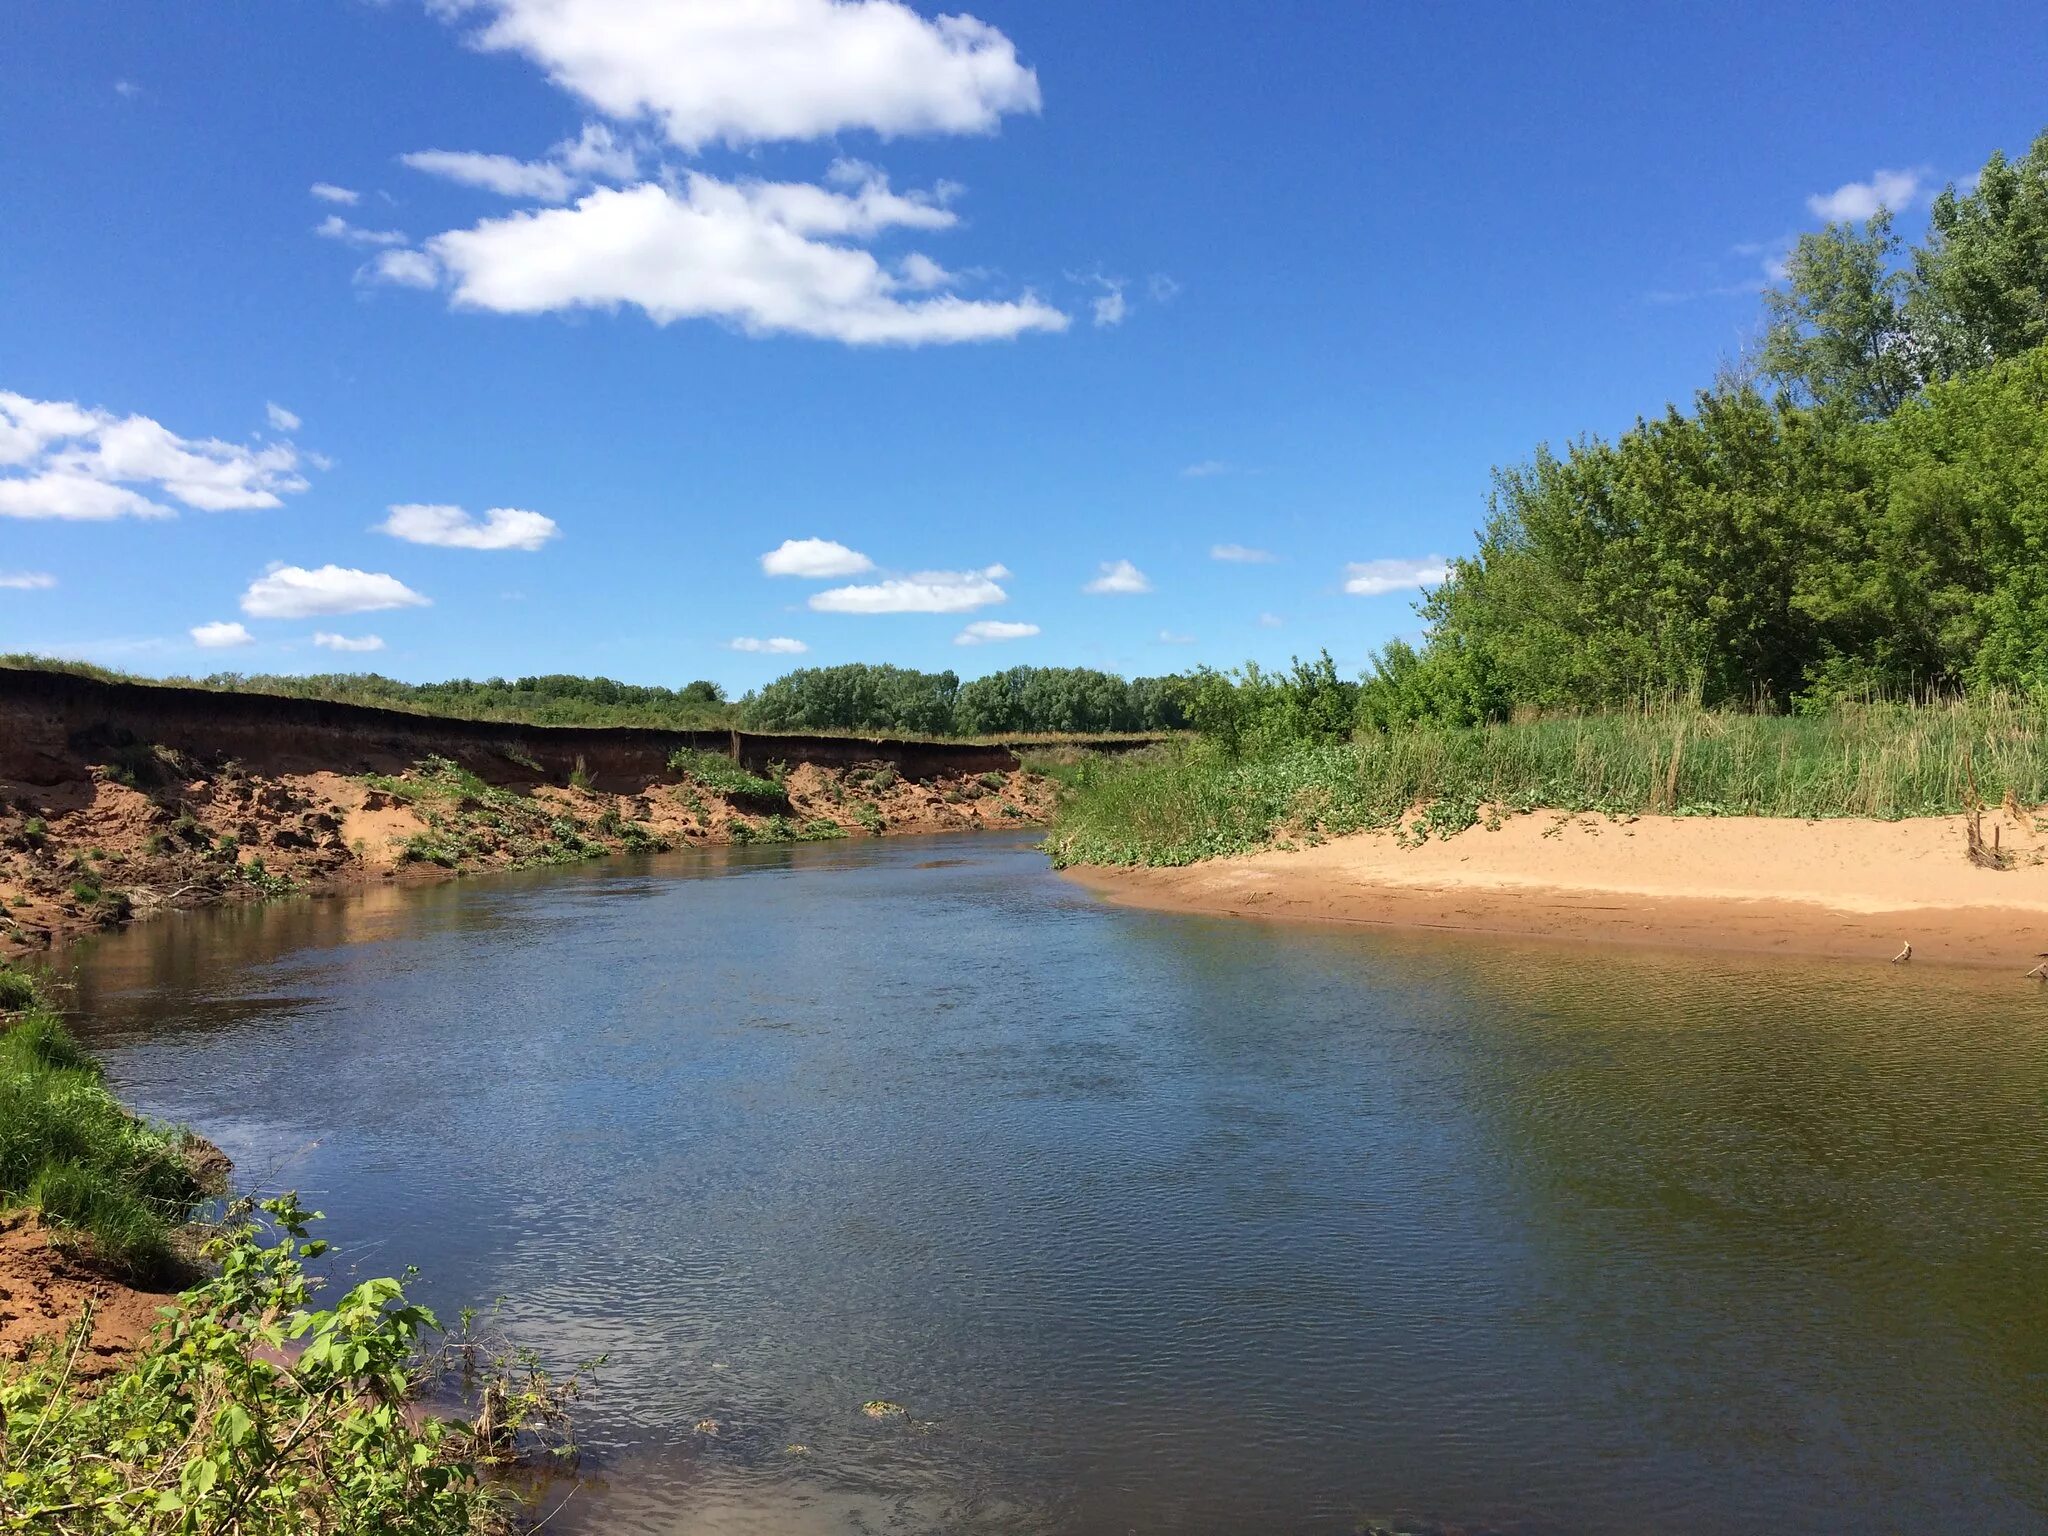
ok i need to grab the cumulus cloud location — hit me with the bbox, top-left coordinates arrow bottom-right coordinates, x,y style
728,636 -> 809,654
1084,559 -> 1151,595
240,564 -> 430,619
366,249 -> 440,289
954,619 -> 1038,644
1180,460 -> 1232,478
401,123 -> 640,204
1157,629 -> 1195,644
1210,543 -> 1275,563
1257,611 -> 1284,628
810,564 -> 1008,614
411,175 -> 1065,344
1090,279 -> 1127,328
1807,168 -> 1925,222
265,402 -> 301,432
438,0 -> 1041,150
1342,556 -> 1449,596
310,182 -> 360,205
0,390 -> 309,521
316,215 -> 410,248
761,537 -> 874,578
314,631 -> 386,652
0,571 -> 57,590
190,620 -> 253,649
377,503 -> 559,551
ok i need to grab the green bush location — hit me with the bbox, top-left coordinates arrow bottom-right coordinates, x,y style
0,1193 -> 590,1534
666,748 -> 786,803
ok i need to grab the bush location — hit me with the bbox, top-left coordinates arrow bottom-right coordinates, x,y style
0,1194 -> 591,1535
666,748 -> 786,803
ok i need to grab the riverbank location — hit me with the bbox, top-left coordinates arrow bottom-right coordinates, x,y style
0,667 -> 1074,957
1066,807 -> 2048,968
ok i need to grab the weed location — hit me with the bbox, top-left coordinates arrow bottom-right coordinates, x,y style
667,748 -> 786,803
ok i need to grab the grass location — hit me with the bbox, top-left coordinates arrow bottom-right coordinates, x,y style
667,748 -> 787,803
1045,697 -> 2048,867
0,969 -> 212,1279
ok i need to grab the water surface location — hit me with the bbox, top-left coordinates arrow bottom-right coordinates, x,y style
61,834 -> 2048,1534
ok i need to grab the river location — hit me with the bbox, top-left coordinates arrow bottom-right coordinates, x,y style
57,832 -> 2048,1534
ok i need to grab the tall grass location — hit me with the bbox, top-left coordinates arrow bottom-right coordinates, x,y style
1046,697 -> 2048,867
0,970 -> 212,1279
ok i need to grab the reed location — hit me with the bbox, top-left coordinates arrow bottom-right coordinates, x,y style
1045,696 -> 2048,867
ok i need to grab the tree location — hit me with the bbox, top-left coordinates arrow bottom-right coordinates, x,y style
1762,212 -> 1918,419
1911,131 -> 2048,378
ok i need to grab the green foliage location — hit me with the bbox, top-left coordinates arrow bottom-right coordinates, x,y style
21,817 -> 47,849
666,748 -> 786,802
568,756 -> 592,792
0,967 -> 39,1012
741,662 -> 1187,736
851,801 -> 885,835
0,976 -> 209,1278
0,1193 -> 589,1535
1048,697 -> 2048,866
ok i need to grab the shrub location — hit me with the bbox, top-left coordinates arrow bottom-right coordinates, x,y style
666,748 -> 786,803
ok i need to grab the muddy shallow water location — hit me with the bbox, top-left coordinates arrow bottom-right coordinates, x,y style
58,833 -> 2048,1534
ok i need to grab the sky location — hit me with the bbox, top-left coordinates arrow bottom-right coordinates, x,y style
4,1 -> 2046,694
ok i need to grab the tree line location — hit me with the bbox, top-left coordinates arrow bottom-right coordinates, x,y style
1347,127 -> 2048,729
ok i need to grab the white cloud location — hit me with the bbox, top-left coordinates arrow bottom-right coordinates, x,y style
0,390 -> 309,520
377,502 -> 559,551
1158,629 -> 1195,644
1807,168 -> 1925,222
1091,280 -> 1127,328
1257,611 -> 1284,628
955,619 -> 1038,644
402,123 -> 641,203
403,149 -> 577,202
810,565 -> 1008,614
728,635 -> 809,654
310,182 -> 361,206
441,0 -> 1041,150
0,571 -> 57,590
240,564 -> 430,619
316,214 -> 411,248
1343,556 -> 1449,597
416,175 -> 1065,344
313,631 -> 386,653
1180,460 -> 1232,478
366,249 -> 441,289
265,402 -> 301,432
761,537 -> 874,578
113,79 -> 142,99
1211,543 -> 1275,563
190,620 -> 254,649
1146,273 -> 1182,304
1084,558 -> 1151,595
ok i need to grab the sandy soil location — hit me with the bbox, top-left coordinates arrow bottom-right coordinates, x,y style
0,752 -> 1053,959
0,1212 -> 179,1384
1067,808 -> 2048,969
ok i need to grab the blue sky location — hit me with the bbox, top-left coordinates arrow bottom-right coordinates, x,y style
4,1 -> 2045,693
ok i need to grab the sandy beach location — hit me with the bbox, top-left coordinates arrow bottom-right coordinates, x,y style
1066,807 -> 2048,969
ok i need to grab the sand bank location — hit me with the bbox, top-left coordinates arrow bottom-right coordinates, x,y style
1066,808 -> 2048,969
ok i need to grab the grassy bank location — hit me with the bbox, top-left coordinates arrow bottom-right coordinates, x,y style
1045,698 -> 2048,867
0,969 -> 212,1278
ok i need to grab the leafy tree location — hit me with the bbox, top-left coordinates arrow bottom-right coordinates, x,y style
1762,212 -> 1918,418
1911,130 -> 2048,377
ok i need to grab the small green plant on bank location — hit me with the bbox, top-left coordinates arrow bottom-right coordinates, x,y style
21,817 -> 47,850
851,801 -> 885,835
0,1192 -> 593,1536
568,755 -> 592,791
665,748 -> 786,802
0,970 -> 211,1278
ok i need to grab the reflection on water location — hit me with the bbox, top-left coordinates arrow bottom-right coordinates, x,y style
57,835 -> 2048,1534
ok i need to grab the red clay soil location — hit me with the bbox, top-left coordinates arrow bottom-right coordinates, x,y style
0,1212 -> 179,1385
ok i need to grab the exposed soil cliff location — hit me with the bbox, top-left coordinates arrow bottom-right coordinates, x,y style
0,668 -> 1069,957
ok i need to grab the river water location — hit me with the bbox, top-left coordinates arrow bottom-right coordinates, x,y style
58,833 -> 2048,1534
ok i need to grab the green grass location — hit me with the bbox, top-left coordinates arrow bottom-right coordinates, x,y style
1046,697 -> 2048,867
0,970 -> 213,1279
666,748 -> 787,802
